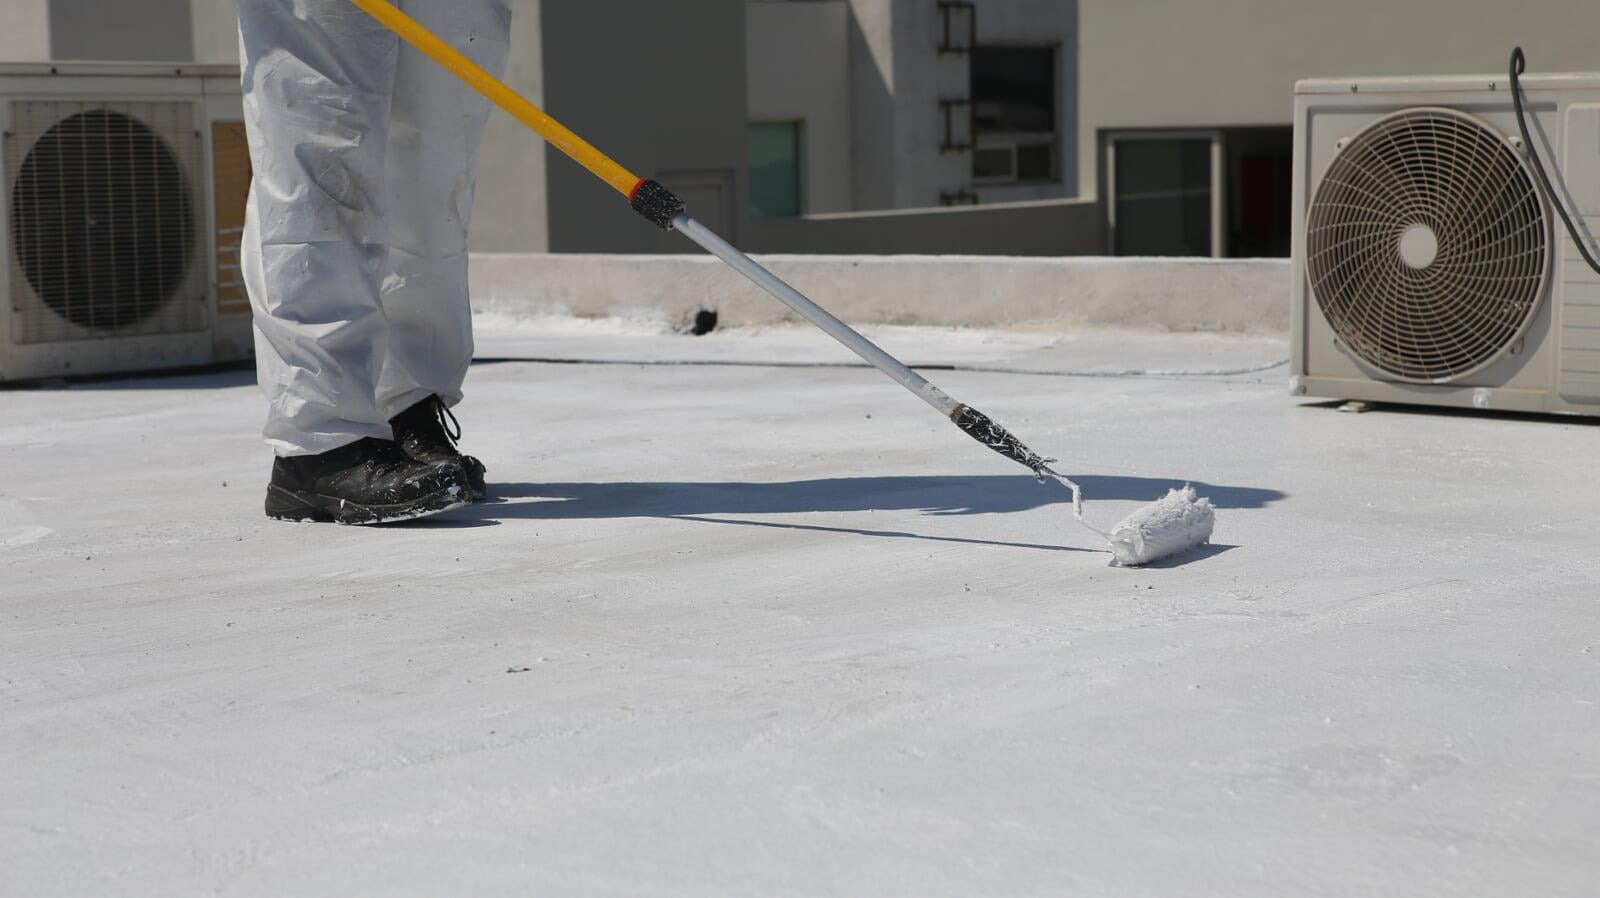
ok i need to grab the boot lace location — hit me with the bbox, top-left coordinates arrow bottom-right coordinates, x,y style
431,396 -> 462,446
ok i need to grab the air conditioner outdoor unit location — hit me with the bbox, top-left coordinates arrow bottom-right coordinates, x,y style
0,63 -> 252,382
1291,70 -> 1600,416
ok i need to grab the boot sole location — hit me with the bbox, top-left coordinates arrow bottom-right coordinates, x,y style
264,482 -> 470,525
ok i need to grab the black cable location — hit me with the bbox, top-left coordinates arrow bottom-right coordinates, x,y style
1510,46 -> 1600,276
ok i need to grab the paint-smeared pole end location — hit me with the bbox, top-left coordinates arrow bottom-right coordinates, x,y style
629,179 -> 686,230
951,404 -> 1056,480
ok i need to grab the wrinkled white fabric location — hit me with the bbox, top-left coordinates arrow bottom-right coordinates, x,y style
238,0 -> 510,456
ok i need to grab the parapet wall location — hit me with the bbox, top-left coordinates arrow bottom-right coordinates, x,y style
470,254 -> 1291,333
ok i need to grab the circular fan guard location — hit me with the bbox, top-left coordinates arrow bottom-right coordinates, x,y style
11,110 -> 194,332
1306,107 -> 1549,383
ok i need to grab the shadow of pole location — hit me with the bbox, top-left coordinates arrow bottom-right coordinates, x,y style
432,474 -> 1284,561
664,513 -> 1099,554
468,475 -> 1286,521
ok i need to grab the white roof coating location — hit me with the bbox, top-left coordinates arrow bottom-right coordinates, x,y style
3,318 -> 1595,896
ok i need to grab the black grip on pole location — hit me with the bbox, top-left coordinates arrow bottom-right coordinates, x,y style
630,179 -> 686,230
951,404 -> 1057,479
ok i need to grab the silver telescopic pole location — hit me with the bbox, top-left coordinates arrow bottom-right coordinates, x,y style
672,213 -> 962,419
674,212 -> 1108,538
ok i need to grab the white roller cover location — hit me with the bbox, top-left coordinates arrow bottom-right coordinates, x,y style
1107,486 -> 1215,567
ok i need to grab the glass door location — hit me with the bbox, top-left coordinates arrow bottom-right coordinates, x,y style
1107,132 -> 1221,257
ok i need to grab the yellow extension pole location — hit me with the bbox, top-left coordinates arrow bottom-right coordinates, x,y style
346,0 -> 643,199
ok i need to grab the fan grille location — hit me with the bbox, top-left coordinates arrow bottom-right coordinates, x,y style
1306,108 -> 1549,382
6,101 -> 204,343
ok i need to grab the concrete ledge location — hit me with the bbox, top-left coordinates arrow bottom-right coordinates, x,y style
470,254 -> 1291,333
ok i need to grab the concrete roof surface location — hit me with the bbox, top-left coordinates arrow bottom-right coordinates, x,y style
2,319 -> 1595,896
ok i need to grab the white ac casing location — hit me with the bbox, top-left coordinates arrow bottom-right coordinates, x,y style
0,62 -> 251,382
1292,72 -> 1600,416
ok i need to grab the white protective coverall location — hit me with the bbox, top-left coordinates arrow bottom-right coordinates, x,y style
238,0 -> 511,456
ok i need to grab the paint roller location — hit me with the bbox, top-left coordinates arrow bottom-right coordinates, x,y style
347,0 -> 1217,566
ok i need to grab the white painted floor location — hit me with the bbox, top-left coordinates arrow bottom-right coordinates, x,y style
3,320 -> 1596,897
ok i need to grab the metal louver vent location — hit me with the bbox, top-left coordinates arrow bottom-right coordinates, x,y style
6,101 -> 204,343
1306,107 -> 1550,383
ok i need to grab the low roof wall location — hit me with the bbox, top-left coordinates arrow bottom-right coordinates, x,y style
471,254 -> 1291,334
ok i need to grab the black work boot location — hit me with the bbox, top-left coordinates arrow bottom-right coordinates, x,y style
390,395 -> 488,500
264,437 -> 472,525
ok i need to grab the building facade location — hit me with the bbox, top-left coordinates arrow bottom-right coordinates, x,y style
1078,0 -> 1600,258
4,1 -> 1600,257
745,0 -> 1080,214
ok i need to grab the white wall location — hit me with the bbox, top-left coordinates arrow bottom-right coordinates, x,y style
846,0 -> 897,210
886,0 -> 972,209
746,1 -> 853,214
539,0 -> 749,253
0,0 -> 234,64
191,0 -> 240,65
50,0 -> 191,60
1078,0 -> 1600,201
471,0 -> 547,253
846,0 -> 977,210
0,0 -> 50,61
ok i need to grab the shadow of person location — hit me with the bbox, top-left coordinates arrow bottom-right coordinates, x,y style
440,475 -> 1284,557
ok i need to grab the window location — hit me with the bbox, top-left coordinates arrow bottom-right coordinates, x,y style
970,46 -> 1057,184
1106,128 -> 1292,258
973,146 -> 1013,179
749,121 -> 802,220
1110,135 -> 1218,257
